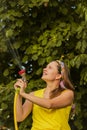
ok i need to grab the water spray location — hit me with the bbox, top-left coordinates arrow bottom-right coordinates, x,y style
5,31 -> 27,130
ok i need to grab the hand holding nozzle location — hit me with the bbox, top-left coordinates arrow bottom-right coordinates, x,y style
14,69 -> 27,93
18,69 -> 26,82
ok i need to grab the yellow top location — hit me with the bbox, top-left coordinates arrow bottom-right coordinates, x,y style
31,89 -> 71,130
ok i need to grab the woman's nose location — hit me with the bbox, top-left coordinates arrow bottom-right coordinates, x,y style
43,67 -> 47,71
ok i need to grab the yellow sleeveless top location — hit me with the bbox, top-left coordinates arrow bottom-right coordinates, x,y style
31,89 -> 71,130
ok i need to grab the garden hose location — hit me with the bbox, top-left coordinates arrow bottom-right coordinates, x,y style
14,69 -> 26,130
14,88 -> 20,130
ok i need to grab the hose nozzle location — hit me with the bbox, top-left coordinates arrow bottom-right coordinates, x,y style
18,69 -> 26,82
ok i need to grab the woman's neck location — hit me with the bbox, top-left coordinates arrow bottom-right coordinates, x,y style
46,81 -> 60,92
43,81 -> 61,99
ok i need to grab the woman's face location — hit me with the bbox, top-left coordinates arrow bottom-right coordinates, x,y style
41,61 -> 60,82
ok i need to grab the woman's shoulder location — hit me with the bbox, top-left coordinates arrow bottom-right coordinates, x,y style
62,89 -> 74,93
61,89 -> 74,97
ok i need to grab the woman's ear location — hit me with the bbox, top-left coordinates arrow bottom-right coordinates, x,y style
56,74 -> 62,80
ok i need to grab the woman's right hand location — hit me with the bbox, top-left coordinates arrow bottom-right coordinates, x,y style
14,79 -> 27,92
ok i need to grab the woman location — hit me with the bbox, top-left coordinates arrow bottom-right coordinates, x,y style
14,60 -> 74,130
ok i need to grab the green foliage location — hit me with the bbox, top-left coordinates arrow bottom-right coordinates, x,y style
0,0 -> 87,129
0,82 -> 15,129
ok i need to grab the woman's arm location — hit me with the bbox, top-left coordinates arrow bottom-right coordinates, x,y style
21,90 -> 74,109
14,79 -> 33,122
16,95 -> 33,122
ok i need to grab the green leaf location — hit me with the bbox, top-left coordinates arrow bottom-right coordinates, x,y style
76,40 -> 87,53
42,39 -> 47,46
38,58 -> 45,65
56,40 -> 62,47
6,29 -> 13,38
22,55 -> 28,62
16,19 -> 23,27
80,40 -> 87,53
18,0 -> 24,6
46,56 -> 53,63
36,68 -> 42,75
8,1 -> 16,7
32,54 -> 38,61
85,10 -> 87,22
77,26 -> 83,34
3,69 -> 9,76
13,41 -> 21,49
26,46 -> 32,54
1,103 -> 8,110
75,41 -> 81,50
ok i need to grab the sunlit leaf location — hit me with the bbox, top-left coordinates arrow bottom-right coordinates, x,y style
3,69 -> 9,76
6,29 -> 13,38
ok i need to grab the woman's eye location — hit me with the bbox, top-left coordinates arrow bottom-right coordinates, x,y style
49,66 -> 52,69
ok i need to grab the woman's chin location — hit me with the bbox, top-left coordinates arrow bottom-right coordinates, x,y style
41,76 -> 46,81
